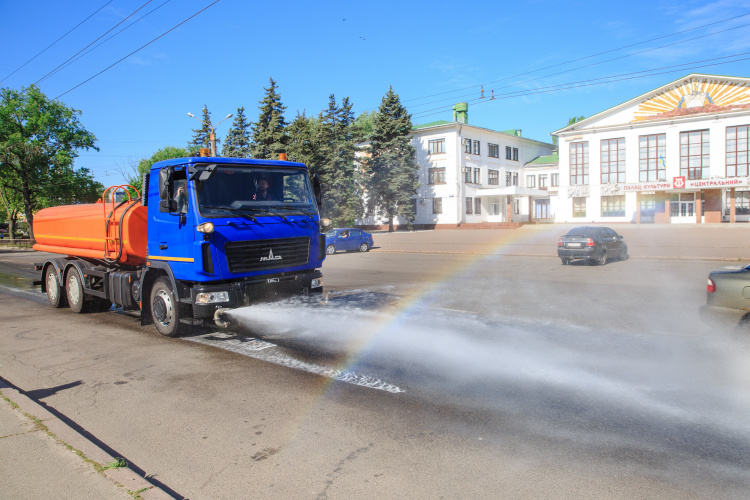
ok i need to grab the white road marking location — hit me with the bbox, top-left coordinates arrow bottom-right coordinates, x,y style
186,332 -> 405,394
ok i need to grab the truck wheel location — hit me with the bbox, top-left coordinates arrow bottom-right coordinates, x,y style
65,269 -> 86,313
150,277 -> 184,337
326,244 -> 336,255
45,266 -> 67,308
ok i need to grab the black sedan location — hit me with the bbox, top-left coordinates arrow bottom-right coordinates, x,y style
557,226 -> 628,265
700,264 -> 750,330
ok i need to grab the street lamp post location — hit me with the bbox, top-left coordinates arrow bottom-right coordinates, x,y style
187,112 -> 233,156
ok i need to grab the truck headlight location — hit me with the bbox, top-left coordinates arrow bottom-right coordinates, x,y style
195,291 -> 229,304
311,278 -> 322,289
197,222 -> 215,234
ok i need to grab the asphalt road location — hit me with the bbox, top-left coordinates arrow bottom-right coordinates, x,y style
1,238 -> 749,499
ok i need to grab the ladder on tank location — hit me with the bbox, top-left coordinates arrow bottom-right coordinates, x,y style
101,185 -> 141,262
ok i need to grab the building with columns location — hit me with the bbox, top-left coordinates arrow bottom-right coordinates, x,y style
553,73 -> 750,224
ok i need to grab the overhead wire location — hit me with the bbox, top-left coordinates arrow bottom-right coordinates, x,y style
35,0 -> 157,85
0,0 -> 114,85
39,1 -> 173,84
54,0 -> 222,100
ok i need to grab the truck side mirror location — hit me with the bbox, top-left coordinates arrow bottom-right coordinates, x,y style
158,168 -> 173,201
312,173 -> 322,213
158,168 -> 173,213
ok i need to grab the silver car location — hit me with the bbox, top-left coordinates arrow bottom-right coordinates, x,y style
700,264 -> 750,330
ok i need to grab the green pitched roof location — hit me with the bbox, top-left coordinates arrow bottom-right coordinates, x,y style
413,120 -> 453,130
526,152 -> 559,165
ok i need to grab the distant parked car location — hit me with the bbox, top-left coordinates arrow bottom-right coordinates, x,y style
557,226 -> 628,265
324,228 -> 374,254
700,264 -> 750,330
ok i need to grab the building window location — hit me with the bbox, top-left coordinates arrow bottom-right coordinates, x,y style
727,125 -> 749,177
601,138 -> 626,184
428,138 -> 445,155
526,175 -> 536,187
466,197 -> 473,214
726,191 -> 750,215
428,167 -> 445,184
475,198 -> 481,214
551,173 -> 559,187
473,168 -> 480,184
570,142 -> 589,185
432,198 -> 442,214
506,172 -> 518,186
472,140 -> 480,155
488,169 -> 499,185
572,197 -> 586,217
463,167 -> 471,182
506,146 -> 512,159
489,202 -> 500,215
601,195 -> 626,217
639,134 -> 666,182
539,174 -> 548,188
513,147 -> 518,161
488,143 -> 499,158
464,139 -> 472,153
680,130 -> 710,180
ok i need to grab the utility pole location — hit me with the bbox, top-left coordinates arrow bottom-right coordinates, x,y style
188,112 -> 233,157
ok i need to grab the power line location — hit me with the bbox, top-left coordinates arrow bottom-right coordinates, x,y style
411,52 -> 750,121
54,0 -> 222,100
35,0 -> 157,85
404,11 -> 750,106
0,1 -> 114,85
40,1 -> 172,84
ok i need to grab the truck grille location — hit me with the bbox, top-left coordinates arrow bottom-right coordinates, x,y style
225,237 -> 310,273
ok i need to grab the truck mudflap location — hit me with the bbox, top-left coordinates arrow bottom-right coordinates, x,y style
189,270 -> 323,320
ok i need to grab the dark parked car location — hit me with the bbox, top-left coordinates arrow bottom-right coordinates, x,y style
557,226 -> 628,265
324,228 -> 374,254
700,264 -> 750,330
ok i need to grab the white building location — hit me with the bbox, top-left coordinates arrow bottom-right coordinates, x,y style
358,103 -> 555,229
553,73 -> 750,224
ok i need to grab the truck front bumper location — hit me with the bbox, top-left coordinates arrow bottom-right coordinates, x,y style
189,270 -> 323,319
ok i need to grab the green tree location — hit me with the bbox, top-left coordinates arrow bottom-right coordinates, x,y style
286,111 -> 320,170
250,77 -> 288,160
127,145 -> 200,194
0,85 -> 99,241
352,110 -> 376,142
222,107 -> 252,158
189,105 -> 219,154
316,95 -> 362,226
364,87 -> 419,232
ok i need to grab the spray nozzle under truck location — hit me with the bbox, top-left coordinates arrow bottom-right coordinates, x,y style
33,156 -> 327,337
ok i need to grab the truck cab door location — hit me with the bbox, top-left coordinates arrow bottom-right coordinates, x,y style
150,172 -> 196,279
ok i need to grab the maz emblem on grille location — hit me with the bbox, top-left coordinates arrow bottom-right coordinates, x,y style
260,249 -> 283,262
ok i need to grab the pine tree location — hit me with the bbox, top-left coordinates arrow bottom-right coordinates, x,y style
286,111 -> 320,171
250,77 -> 288,159
222,107 -> 252,158
189,105 -> 219,153
364,86 -> 419,232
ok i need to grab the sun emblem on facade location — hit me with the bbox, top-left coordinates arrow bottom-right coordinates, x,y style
633,77 -> 750,121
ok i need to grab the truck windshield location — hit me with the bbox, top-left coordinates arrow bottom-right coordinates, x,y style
195,165 -> 315,217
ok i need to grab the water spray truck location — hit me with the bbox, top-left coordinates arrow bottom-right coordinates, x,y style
33,154 -> 327,337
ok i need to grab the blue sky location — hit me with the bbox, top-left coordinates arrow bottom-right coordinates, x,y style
2,0 -> 750,188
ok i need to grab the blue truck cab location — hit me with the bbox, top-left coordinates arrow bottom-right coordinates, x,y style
143,156 -> 326,336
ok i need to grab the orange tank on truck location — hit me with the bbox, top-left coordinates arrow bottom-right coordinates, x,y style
33,199 -> 148,266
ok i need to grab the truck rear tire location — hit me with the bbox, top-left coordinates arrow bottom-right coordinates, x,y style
150,277 -> 185,337
45,266 -> 67,308
66,268 -> 86,313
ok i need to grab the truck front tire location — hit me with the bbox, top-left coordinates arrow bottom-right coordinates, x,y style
150,277 -> 185,337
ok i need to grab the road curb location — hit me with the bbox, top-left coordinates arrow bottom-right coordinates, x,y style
0,378 -> 173,500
